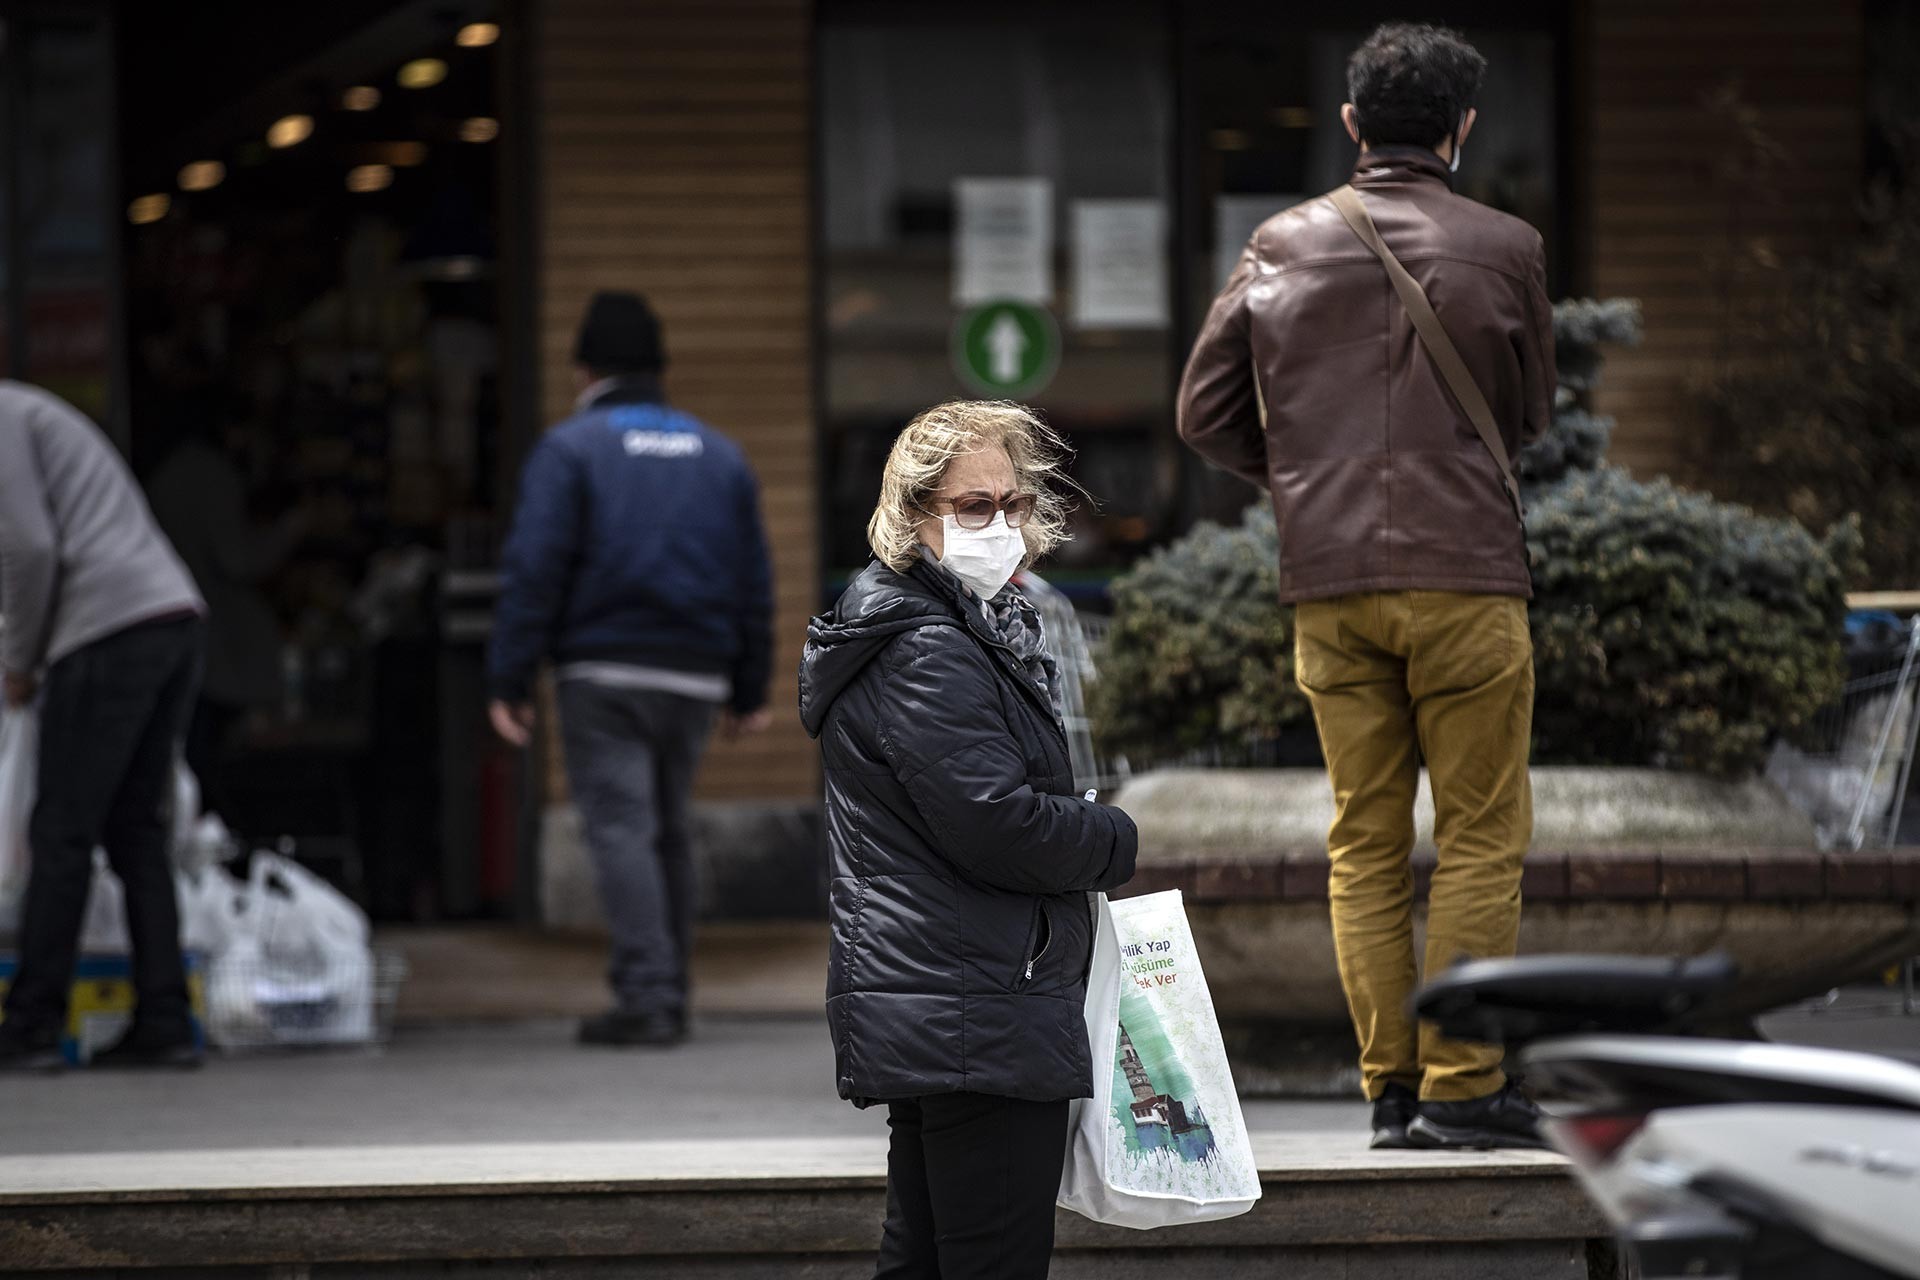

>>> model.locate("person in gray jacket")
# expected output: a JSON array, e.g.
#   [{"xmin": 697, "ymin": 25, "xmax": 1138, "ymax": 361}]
[{"xmin": 0, "ymin": 382, "xmax": 206, "ymax": 1071}]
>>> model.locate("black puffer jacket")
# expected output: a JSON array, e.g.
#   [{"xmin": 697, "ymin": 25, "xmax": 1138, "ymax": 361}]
[{"xmin": 799, "ymin": 559, "xmax": 1138, "ymax": 1105}]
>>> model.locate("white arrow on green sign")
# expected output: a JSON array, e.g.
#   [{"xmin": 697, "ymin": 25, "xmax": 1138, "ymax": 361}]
[{"xmin": 952, "ymin": 300, "xmax": 1060, "ymax": 398}]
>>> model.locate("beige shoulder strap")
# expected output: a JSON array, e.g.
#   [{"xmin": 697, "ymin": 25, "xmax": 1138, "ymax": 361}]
[{"xmin": 1327, "ymin": 184, "xmax": 1524, "ymax": 523}]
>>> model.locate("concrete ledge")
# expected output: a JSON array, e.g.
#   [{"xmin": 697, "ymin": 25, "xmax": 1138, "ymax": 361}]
[
  {"xmin": 1122, "ymin": 847, "xmax": 1920, "ymax": 904},
  {"xmin": 1116, "ymin": 767, "xmax": 1823, "ymax": 858},
  {"xmin": 1187, "ymin": 899, "xmax": 1920, "ymax": 1026},
  {"xmin": 0, "ymin": 1137, "xmax": 1602, "ymax": 1276},
  {"xmin": 1109, "ymin": 767, "xmax": 1920, "ymax": 1024}
]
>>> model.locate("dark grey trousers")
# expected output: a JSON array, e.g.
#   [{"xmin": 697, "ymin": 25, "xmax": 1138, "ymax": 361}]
[{"xmin": 556, "ymin": 681, "xmax": 715, "ymax": 1015}]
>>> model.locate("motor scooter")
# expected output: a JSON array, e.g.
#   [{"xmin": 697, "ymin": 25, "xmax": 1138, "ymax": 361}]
[{"xmin": 1416, "ymin": 954, "xmax": 1920, "ymax": 1280}]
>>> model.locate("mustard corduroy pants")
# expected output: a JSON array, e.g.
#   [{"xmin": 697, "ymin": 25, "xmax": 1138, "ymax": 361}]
[{"xmin": 1294, "ymin": 590, "xmax": 1534, "ymax": 1103}]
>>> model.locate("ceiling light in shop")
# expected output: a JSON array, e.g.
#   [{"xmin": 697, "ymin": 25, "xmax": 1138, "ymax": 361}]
[
  {"xmin": 127, "ymin": 194, "xmax": 171, "ymax": 225},
  {"xmin": 178, "ymin": 160, "xmax": 226, "ymax": 191},
  {"xmin": 397, "ymin": 58, "xmax": 447, "ymax": 90},
  {"xmin": 459, "ymin": 116, "xmax": 499, "ymax": 143},
  {"xmin": 456, "ymin": 22, "xmax": 500, "ymax": 48},
  {"xmin": 267, "ymin": 114, "xmax": 314, "ymax": 149},
  {"xmin": 342, "ymin": 85, "xmax": 381, "ymax": 111},
  {"xmin": 347, "ymin": 164, "xmax": 394, "ymax": 193},
  {"xmin": 1208, "ymin": 129, "xmax": 1252, "ymax": 152},
  {"xmin": 1270, "ymin": 106, "xmax": 1314, "ymax": 129}
]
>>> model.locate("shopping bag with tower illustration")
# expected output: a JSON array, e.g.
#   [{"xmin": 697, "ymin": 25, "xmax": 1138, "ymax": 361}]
[{"xmin": 1059, "ymin": 889, "xmax": 1262, "ymax": 1228}]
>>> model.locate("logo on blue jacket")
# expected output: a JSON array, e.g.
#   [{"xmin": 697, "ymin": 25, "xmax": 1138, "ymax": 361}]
[{"xmin": 607, "ymin": 404, "xmax": 705, "ymax": 459}]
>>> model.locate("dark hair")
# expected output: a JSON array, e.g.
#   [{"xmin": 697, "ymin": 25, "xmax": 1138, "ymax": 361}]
[{"xmin": 1346, "ymin": 22, "xmax": 1487, "ymax": 149}]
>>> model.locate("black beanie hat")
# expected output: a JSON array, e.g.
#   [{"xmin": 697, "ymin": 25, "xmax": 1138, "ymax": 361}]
[{"xmin": 574, "ymin": 290, "xmax": 666, "ymax": 374}]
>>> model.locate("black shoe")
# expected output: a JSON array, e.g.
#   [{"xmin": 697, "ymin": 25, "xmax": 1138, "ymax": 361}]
[
  {"xmin": 1369, "ymin": 1082, "xmax": 1419, "ymax": 1150},
  {"xmin": 578, "ymin": 1009, "xmax": 686, "ymax": 1048},
  {"xmin": 90, "ymin": 1025, "xmax": 204, "ymax": 1070},
  {"xmin": 1408, "ymin": 1081, "xmax": 1550, "ymax": 1151},
  {"xmin": 0, "ymin": 1023, "xmax": 66, "ymax": 1073}
]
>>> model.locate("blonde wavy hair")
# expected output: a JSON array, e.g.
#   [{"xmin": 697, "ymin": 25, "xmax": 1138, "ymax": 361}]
[{"xmin": 867, "ymin": 400, "xmax": 1075, "ymax": 573}]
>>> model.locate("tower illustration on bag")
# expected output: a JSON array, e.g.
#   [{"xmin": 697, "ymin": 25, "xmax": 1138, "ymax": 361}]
[{"xmin": 1117, "ymin": 1021, "xmax": 1218, "ymax": 1162}]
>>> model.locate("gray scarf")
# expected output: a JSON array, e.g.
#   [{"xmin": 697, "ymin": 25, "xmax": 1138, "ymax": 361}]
[{"xmin": 981, "ymin": 583, "xmax": 1061, "ymax": 716}]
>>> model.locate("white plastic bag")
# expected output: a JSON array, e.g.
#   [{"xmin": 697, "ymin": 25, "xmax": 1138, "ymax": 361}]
[
  {"xmin": 206, "ymin": 851, "xmax": 374, "ymax": 1047},
  {"xmin": 72, "ymin": 856, "xmax": 242, "ymax": 958},
  {"xmin": 176, "ymin": 862, "xmax": 247, "ymax": 956},
  {"xmin": 1058, "ymin": 890, "xmax": 1262, "ymax": 1229},
  {"xmin": 175, "ymin": 813, "xmax": 235, "ymax": 878},
  {"xmin": 78, "ymin": 851, "xmax": 128, "ymax": 954},
  {"xmin": 0, "ymin": 706, "xmax": 35, "ymax": 934},
  {"xmin": 168, "ymin": 762, "xmax": 201, "ymax": 870}
]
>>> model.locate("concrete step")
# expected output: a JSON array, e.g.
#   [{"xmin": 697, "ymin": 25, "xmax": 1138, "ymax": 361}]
[{"xmin": 0, "ymin": 1135, "xmax": 1610, "ymax": 1279}]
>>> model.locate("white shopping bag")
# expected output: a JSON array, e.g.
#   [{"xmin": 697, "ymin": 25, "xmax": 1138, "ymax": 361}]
[
  {"xmin": 176, "ymin": 861, "xmax": 247, "ymax": 957},
  {"xmin": 168, "ymin": 762, "xmax": 201, "ymax": 870},
  {"xmin": 73, "ymin": 856, "xmax": 244, "ymax": 958},
  {"xmin": 207, "ymin": 851, "xmax": 374, "ymax": 1047},
  {"xmin": 78, "ymin": 851, "xmax": 128, "ymax": 953},
  {"xmin": 1058, "ymin": 890, "xmax": 1262, "ymax": 1228},
  {"xmin": 0, "ymin": 706, "xmax": 35, "ymax": 933}
]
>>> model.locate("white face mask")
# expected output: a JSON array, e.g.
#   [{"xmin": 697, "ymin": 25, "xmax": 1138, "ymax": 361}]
[
  {"xmin": 937, "ymin": 513, "xmax": 1027, "ymax": 600},
  {"xmin": 1449, "ymin": 118, "xmax": 1466, "ymax": 174}
]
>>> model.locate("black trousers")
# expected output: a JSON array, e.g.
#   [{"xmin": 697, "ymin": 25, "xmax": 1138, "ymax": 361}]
[
  {"xmin": 183, "ymin": 696, "xmax": 241, "ymax": 827},
  {"xmin": 3, "ymin": 616, "xmax": 203, "ymax": 1040},
  {"xmin": 874, "ymin": 1093, "xmax": 1071, "ymax": 1280}
]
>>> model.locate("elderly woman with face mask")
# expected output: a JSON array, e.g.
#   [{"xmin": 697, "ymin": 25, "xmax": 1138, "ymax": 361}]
[{"xmin": 800, "ymin": 400, "xmax": 1138, "ymax": 1279}]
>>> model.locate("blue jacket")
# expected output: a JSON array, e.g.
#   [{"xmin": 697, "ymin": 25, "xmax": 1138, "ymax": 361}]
[{"xmin": 488, "ymin": 380, "xmax": 774, "ymax": 714}]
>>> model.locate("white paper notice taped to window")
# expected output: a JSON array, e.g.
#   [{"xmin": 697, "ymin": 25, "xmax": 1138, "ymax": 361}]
[
  {"xmin": 1214, "ymin": 194, "xmax": 1301, "ymax": 290},
  {"xmin": 954, "ymin": 177, "xmax": 1053, "ymax": 306},
  {"xmin": 1071, "ymin": 200, "xmax": 1167, "ymax": 329}
]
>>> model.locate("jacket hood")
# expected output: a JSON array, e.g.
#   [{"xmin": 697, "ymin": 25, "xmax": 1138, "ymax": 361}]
[{"xmin": 799, "ymin": 560, "xmax": 964, "ymax": 738}]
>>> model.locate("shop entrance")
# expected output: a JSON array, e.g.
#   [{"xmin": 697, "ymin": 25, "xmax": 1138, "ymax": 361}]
[{"xmin": 116, "ymin": 1, "xmax": 532, "ymax": 923}]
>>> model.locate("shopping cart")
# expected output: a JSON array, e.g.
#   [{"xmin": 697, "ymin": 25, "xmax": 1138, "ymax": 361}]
[
  {"xmin": 1768, "ymin": 612, "xmax": 1920, "ymax": 1016},
  {"xmin": 207, "ymin": 948, "xmax": 409, "ymax": 1052},
  {"xmin": 1766, "ymin": 616, "xmax": 1920, "ymax": 852}
]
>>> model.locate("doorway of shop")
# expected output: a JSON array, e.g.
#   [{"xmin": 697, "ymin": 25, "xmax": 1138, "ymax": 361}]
[{"xmin": 116, "ymin": 0, "xmax": 534, "ymax": 924}]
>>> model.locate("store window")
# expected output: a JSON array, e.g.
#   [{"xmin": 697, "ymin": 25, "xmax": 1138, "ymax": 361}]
[
  {"xmin": 819, "ymin": 2, "xmax": 1566, "ymax": 599},
  {"xmin": 0, "ymin": 2, "xmax": 118, "ymax": 428},
  {"xmin": 820, "ymin": 1, "xmax": 1176, "ymax": 601}
]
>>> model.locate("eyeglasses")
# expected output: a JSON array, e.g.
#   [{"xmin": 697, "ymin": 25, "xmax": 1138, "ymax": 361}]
[{"xmin": 923, "ymin": 493, "xmax": 1039, "ymax": 530}]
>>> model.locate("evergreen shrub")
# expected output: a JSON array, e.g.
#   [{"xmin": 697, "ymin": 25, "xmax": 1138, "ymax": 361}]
[{"xmin": 1090, "ymin": 504, "xmax": 1304, "ymax": 765}]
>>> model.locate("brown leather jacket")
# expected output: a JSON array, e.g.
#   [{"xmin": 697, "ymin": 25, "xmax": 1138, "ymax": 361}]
[{"xmin": 1177, "ymin": 146, "xmax": 1555, "ymax": 603}]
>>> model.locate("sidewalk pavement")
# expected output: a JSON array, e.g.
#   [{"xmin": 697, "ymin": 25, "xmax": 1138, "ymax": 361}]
[
  {"xmin": 12, "ymin": 920, "xmax": 1906, "ymax": 1160},
  {"xmin": 0, "ymin": 1016, "xmax": 1368, "ymax": 1157},
  {"xmin": 386, "ymin": 921, "xmax": 831, "ymax": 1023}
]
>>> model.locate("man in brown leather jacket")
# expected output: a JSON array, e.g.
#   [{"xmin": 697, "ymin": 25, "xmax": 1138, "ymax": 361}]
[{"xmin": 1177, "ymin": 23, "xmax": 1555, "ymax": 1152}]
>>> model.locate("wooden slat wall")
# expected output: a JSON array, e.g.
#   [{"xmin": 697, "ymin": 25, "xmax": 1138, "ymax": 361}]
[
  {"xmin": 534, "ymin": 0, "xmax": 817, "ymax": 801},
  {"xmin": 1585, "ymin": 0, "xmax": 1864, "ymax": 479}
]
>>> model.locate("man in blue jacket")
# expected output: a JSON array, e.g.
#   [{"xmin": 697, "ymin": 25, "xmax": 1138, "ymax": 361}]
[{"xmin": 489, "ymin": 292, "xmax": 774, "ymax": 1048}]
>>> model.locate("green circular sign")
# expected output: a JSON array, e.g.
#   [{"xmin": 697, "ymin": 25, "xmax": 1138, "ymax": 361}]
[{"xmin": 952, "ymin": 300, "xmax": 1060, "ymax": 398}]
